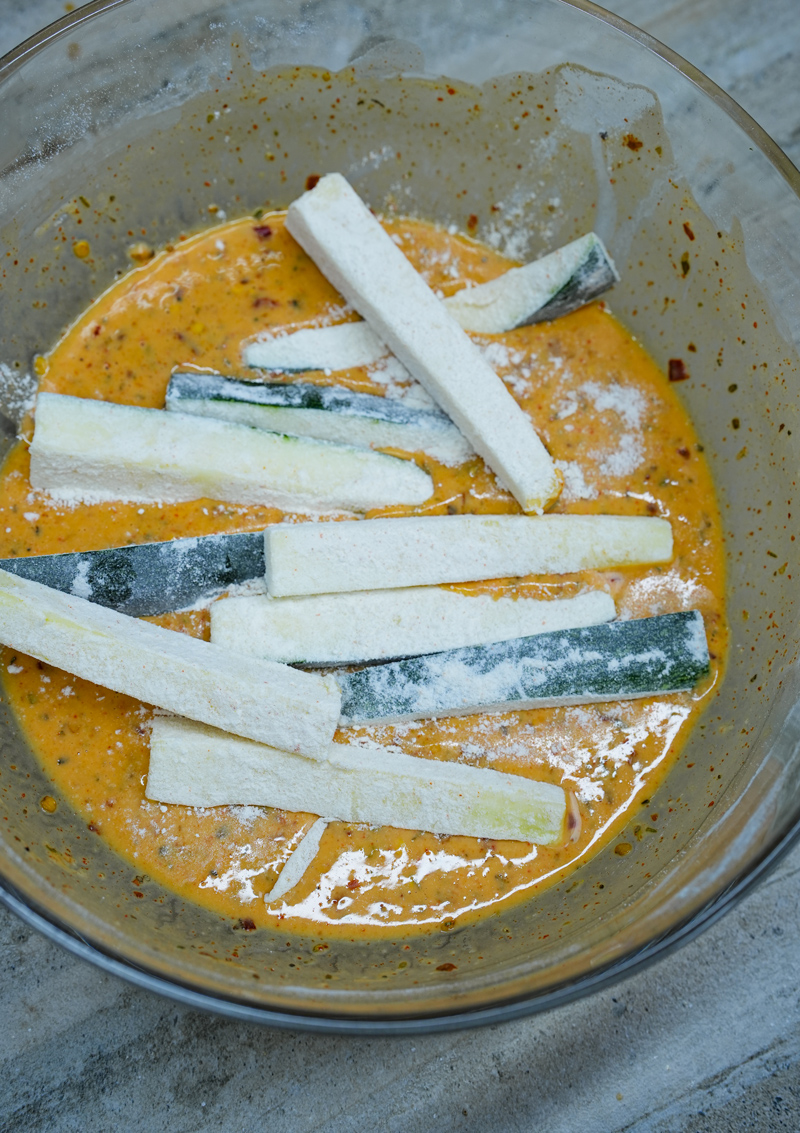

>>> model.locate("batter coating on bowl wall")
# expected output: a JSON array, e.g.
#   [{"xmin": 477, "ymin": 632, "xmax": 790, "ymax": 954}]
[{"xmin": 0, "ymin": 208, "xmax": 727, "ymax": 937}]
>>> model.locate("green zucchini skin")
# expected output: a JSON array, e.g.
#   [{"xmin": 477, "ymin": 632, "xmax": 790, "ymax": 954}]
[
  {"xmin": 525, "ymin": 238, "xmax": 619, "ymax": 325},
  {"xmin": 166, "ymin": 372, "xmax": 473, "ymax": 464},
  {"xmin": 0, "ymin": 531, "xmax": 265, "ymax": 617},
  {"xmin": 167, "ymin": 372, "xmax": 454, "ymax": 428},
  {"xmin": 337, "ymin": 610, "xmax": 709, "ymax": 725}
]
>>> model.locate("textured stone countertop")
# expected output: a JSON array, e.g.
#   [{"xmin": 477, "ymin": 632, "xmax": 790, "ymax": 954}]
[{"xmin": 1, "ymin": 2, "xmax": 800, "ymax": 1130}]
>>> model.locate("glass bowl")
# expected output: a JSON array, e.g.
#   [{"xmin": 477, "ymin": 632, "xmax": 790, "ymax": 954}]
[{"xmin": 0, "ymin": 0, "xmax": 798, "ymax": 1034}]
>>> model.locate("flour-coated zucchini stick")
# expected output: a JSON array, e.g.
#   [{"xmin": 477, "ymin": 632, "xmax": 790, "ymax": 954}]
[
  {"xmin": 336, "ymin": 610, "xmax": 710, "ymax": 725},
  {"xmin": 285, "ymin": 173, "xmax": 560, "ymax": 513},
  {"xmin": 146, "ymin": 716, "xmax": 568, "ymax": 845},
  {"xmin": 0, "ymin": 568, "xmax": 340, "ymax": 757},
  {"xmin": 210, "ymin": 587, "xmax": 615, "ymax": 665},
  {"xmin": 242, "ymin": 232, "xmax": 618, "ymax": 369},
  {"xmin": 264, "ymin": 514, "xmax": 673, "ymax": 598},
  {"xmin": 445, "ymin": 232, "xmax": 619, "ymax": 333},
  {"xmin": 245, "ymin": 322, "xmax": 387, "ymax": 371},
  {"xmin": 265, "ymin": 819, "xmax": 329, "ymax": 902},
  {"xmin": 165, "ymin": 372, "xmax": 473, "ymax": 466},
  {"xmin": 0, "ymin": 531, "xmax": 265, "ymax": 618},
  {"xmin": 29, "ymin": 393, "xmax": 433, "ymax": 514}
]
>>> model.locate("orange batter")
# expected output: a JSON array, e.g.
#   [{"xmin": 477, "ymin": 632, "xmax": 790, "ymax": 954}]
[{"xmin": 0, "ymin": 214, "xmax": 727, "ymax": 938}]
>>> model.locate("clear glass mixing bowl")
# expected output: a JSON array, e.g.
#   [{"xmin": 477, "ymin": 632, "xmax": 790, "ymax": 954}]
[{"xmin": 0, "ymin": 0, "xmax": 798, "ymax": 1034}]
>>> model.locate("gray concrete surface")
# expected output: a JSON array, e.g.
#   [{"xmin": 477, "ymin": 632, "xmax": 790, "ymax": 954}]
[{"xmin": 2, "ymin": 1, "xmax": 800, "ymax": 1130}]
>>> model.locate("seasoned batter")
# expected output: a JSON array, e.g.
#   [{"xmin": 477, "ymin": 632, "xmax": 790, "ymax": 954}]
[{"xmin": 0, "ymin": 213, "xmax": 726, "ymax": 937}]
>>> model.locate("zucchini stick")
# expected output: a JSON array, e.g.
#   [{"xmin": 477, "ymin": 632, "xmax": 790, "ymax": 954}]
[
  {"xmin": 210, "ymin": 587, "xmax": 616, "ymax": 665},
  {"xmin": 337, "ymin": 610, "xmax": 710, "ymax": 725},
  {"xmin": 266, "ymin": 819, "xmax": 329, "ymax": 901},
  {"xmin": 29, "ymin": 393, "xmax": 433, "ymax": 514},
  {"xmin": 264, "ymin": 514, "xmax": 673, "ymax": 597},
  {"xmin": 242, "ymin": 232, "xmax": 618, "ymax": 368},
  {"xmin": 165, "ymin": 372, "xmax": 473, "ymax": 466},
  {"xmin": 146, "ymin": 716, "xmax": 568, "ymax": 845},
  {"xmin": 0, "ymin": 531, "xmax": 265, "ymax": 617},
  {"xmin": 0, "ymin": 568, "xmax": 340, "ymax": 757},
  {"xmin": 286, "ymin": 173, "xmax": 560, "ymax": 513}
]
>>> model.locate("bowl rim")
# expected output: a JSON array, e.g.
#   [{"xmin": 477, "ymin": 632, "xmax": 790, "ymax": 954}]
[{"xmin": 1, "ymin": 0, "xmax": 800, "ymax": 1034}]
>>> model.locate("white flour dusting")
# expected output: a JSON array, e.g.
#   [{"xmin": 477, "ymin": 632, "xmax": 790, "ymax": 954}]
[
  {"xmin": 598, "ymin": 433, "xmax": 644, "ymax": 478},
  {"xmin": 583, "ymin": 380, "xmax": 645, "ymax": 429},
  {"xmin": 556, "ymin": 379, "xmax": 645, "ymax": 429},
  {"xmin": 70, "ymin": 559, "xmax": 93, "ymax": 599},
  {"xmin": 555, "ymin": 459, "xmax": 598, "ymax": 502},
  {"xmin": 477, "ymin": 340, "xmax": 533, "ymax": 397},
  {"xmin": 555, "ymin": 379, "xmax": 647, "ymax": 479}
]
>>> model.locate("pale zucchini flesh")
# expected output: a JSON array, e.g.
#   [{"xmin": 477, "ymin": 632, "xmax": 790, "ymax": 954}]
[
  {"xmin": 244, "ymin": 321, "xmax": 387, "ymax": 371},
  {"xmin": 29, "ymin": 393, "xmax": 433, "ymax": 514},
  {"xmin": 146, "ymin": 716, "xmax": 568, "ymax": 845},
  {"xmin": 337, "ymin": 610, "xmax": 710, "ymax": 725},
  {"xmin": 0, "ymin": 568, "xmax": 340, "ymax": 757},
  {"xmin": 285, "ymin": 173, "xmax": 560, "ymax": 514},
  {"xmin": 165, "ymin": 372, "xmax": 473, "ymax": 466},
  {"xmin": 264, "ymin": 514, "xmax": 673, "ymax": 598},
  {"xmin": 210, "ymin": 587, "xmax": 616, "ymax": 665},
  {"xmin": 0, "ymin": 531, "xmax": 265, "ymax": 617}
]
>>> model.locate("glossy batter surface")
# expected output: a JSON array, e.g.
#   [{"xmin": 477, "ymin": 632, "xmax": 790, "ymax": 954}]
[{"xmin": 0, "ymin": 214, "xmax": 727, "ymax": 937}]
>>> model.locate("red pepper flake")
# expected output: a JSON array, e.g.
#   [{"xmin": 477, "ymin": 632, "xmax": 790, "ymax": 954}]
[
  {"xmin": 467, "ymin": 214, "xmax": 478, "ymax": 232},
  {"xmin": 235, "ymin": 917, "xmax": 257, "ymax": 931},
  {"xmin": 668, "ymin": 358, "xmax": 690, "ymax": 382},
  {"xmin": 436, "ymin": 962, "xmax": 457, "ymax": 971},
  {"xmin": 253, "ymin": 296, "xmax": 279, "ymax": 308},
  {"xmin": 677, "ymin": 446, "xmax": 691, "ymax": 459},
  {"xmin": 683, "ymin": 222, "xmax": 695, "ymax": 241},
  {"xmin": 346, "ymin": 878, "xmax": 361, "ymax": 890},
  {"xmin": 305, "ymin": 174, "xmax": 321, "ymax": 191},
  {"xmin": 88, "ymin": 821, "xmax": 102, "ymax": 834},
  {"xmin": 623, "ymin": 134, "xmax": 643, "ymax": 151},
  {"xmin": 447, "ymin": 87, "xmax": 456, "ymax": 95},
  {"xmin": 252, "ymin": 224, "xmax": 273, "ymax": 239}
]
